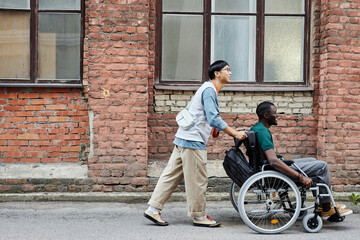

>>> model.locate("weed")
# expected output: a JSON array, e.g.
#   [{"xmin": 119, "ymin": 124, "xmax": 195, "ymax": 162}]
[{"xmin": 352, "ymin": 193, "xmax": 360, "ymax": 205}]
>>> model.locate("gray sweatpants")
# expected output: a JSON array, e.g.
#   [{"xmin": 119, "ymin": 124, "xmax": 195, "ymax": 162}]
[{"xmin": 290, "ymin": 157, "xmax": 331, "ymax": 203}]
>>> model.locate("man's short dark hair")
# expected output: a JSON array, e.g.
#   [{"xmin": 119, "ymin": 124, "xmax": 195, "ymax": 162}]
[
  {"xmin": 208, "ymin": 60, "xmax": 229, "ymax": 80},
  {"xmin": 256, "ymin": 101, "xmax": 275, "ymax": 119}
]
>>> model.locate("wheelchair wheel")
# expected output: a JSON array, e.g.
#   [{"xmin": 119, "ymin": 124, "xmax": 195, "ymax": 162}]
[
  {"xmin": 229, "ymin": 181, "xmax": 240, "ymax": 212},
  {"xmin": 302, "ymin": 214, "xmax": 322, "ymax": 233},
  {"xmin": 238, "ymin": 171, "xmax": 301, "ymax": 234}
]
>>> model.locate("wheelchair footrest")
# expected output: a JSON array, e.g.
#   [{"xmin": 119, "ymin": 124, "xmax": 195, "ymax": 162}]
[{"xmin": 327, "ymin": 212, "xmax": 345, "ymax": 222}]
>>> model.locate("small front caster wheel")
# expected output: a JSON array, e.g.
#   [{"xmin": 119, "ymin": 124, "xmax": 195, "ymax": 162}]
[{"xmin": 303, "ymin": 214, "xmax": 323, "ymax": 233}]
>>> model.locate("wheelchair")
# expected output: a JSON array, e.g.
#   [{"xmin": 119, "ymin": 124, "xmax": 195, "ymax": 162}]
[{"xmin": 228, "ymin": 133, "xmax": 344, "ymax": 234}]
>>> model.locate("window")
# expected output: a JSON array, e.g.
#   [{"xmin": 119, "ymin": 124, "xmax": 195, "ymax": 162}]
[
  {"xmin": 0, "ymin": 0, "xmax": 84, "ymax": 87},
  {"xmin": 156, "ymin": 0, "xmax": 312, "ymax": 89}
]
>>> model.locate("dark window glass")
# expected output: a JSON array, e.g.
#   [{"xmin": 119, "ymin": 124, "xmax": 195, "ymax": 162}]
[{"xmin": 0, "ymin": 0, "xmax": 83, "ymax": 86}]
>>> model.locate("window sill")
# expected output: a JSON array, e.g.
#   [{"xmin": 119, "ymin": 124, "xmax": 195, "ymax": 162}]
[
  {"xmin": 0, "ymin": 83, "xmax": 84, "ymax": 88},
  {"xmin": 154, "ymin": 84, "xmax": 314, "ymax": 92}
]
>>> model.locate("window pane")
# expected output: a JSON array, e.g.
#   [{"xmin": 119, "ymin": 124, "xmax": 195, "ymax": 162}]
[
  {"xmin": 265, "ymin": 0, "xmax": 304, "ymax": 14},
  {"xmin": 212, "ymin": 0, "xmax": 256, "ymax": 13},
  {"xmin": 162, "ymin": 15, "xmax": 203, "ymax": 82},
  {"xmin": 211, "ymin": 16, "xmax": 256, "ymax": 82},
  {"xmin": 0, "ymin": 0, "xmax": 29, "ymax": 9},
  {"xmin": 264, "ymin": 17, "xmax": 304, "ymax": 82},
  {"xmin": 0, "ymin": 11, "xmax": 30, "ymax": 79},
  {"xmin": 39, "ymin": 0, "xmax": 80, "ymax": 10},
  {"xmin": 38, "ymin": 13, "xmax": 81, "ymax": 80},
  {"xmin": 163, "ymin": 0, "xmax": 203, "ymax": 12}
]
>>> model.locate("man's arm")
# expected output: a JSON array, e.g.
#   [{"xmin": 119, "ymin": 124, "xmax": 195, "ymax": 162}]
[
  {"xmin": 264, "ymin": 149, "xmax": 313, "ymax": 187},
  {"xmin": 202, "ymin": 88, "xmax": 247, "ymax": 141}
]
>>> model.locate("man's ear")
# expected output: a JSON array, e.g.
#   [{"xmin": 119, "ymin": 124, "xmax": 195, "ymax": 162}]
[{"xmin": 263, "ymin": 111, "xmax": 269, "ymax": 119}]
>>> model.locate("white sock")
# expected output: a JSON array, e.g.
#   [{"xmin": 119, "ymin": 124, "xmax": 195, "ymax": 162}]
[
  {"xmin": 148, "ymin": 205, "xmax": 160, "ymax": 214},
  {"xmin": 194, "ymin": 215, "xmax": 205, "ymax": 220}
]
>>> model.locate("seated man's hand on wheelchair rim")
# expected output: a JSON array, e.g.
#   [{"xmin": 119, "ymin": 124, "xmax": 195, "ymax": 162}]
[{"xmin": 300, "ymin": 174, "xmax": 313, "ymax": 188}]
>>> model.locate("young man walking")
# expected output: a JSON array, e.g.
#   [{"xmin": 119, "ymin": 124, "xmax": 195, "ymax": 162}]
[{"xmin": 144, "ymin": 60, "xmax": 247, "ymax": 227}]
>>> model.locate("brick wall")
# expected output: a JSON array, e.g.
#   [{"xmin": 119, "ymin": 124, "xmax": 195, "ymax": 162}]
[
  {"xmin": 0, "ymin": 0, "xmax": 152, "ymax": 193},
  {"xmin": 0, "ymin": 0, "xmax": 358, "ymax": 194},
  {"xmin": 0, "ymin": 88, "xmax": 89, "ymax": 164},
  {"xmin": 0, "ymin": 88, "xmax": 90, "ymax": 192},
  {"xmin": 154, "ymin": 90, "xmax": 314, "ymax": 115},
  {"xmin": 85, "ymin": 0, "xmax": 150, "ymax": 192},
  {"xmin": 314, "ymin": 0, "xmax": 360, "ymax": 192}
]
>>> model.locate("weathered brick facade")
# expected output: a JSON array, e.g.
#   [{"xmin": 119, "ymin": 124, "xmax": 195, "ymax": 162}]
[
  {"xmin": 85, "ymin": 0, "xmax": 150, "ymax": 192},
  {"xmin": 0, "ymin": 88, "xmax": 89, "ymax": 163},
  {"xmin": 0, "ymin": 88, "xmax": 90, "ymax": 192},
  {"xmin": 0, "ymin": 0, "xmax": 359, "ymax": 193},
  {"xmin": 312, "ymin": 0, "xmax": 360, "ymax": 191}
]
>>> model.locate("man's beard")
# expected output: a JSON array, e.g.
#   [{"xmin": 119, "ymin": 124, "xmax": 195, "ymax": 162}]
[{"xmin": 271, "ymin": 120, "xmax": 278, "ymax": 126}]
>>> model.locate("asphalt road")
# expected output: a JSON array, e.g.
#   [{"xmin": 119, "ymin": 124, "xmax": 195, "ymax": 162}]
[{"xmin": 0, "ymin": 201, "xmax": 358, "ymax": 240}]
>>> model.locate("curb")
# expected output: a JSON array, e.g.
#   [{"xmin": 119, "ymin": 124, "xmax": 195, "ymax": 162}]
[
  {"xmin": 0, "ymin": 192, "xmax": 229, "ymax": 203},
  {"xmin": 0, "ymin": 192, "xmax": 357, "ymax": 203}
]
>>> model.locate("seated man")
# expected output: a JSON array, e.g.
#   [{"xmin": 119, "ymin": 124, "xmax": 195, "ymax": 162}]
[{"xmin": 251, "ymin": 101, "xmax": 352, "ymax": 220}]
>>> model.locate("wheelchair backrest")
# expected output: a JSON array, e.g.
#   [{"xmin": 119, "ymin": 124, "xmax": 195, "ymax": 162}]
[{"xmin": 234, "ymin": 131, "xmax": 268, "ymax": 172}]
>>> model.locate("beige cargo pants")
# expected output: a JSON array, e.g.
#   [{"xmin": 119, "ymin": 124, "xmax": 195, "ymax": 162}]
[{"xmin": 148, "ymin": 145, "xmax": 208, "ymax": 217}]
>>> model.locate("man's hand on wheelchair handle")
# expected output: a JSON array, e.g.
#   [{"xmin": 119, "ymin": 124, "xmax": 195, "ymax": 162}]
[
  {"xmin": 223, "ymin": 126, "xmax": 247, "ymax": 140},
  {"xmin": 234, "ymin": 130, "xmax": 247, "ymax": 141}
]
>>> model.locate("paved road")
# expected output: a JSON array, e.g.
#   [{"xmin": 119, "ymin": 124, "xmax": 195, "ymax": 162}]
[{"xmin": 0, "ymin": 201, "xmax": 358, "ymax": 240}]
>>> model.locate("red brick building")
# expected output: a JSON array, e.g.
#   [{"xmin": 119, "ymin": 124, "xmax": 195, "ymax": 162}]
[{"xmin": 0, "ymin": 0, "xmax": 359, "ymax": 193}]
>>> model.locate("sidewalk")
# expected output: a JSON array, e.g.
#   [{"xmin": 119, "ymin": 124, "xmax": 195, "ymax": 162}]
[
  {"xmin": 0, "ymin": 191, "xmax": 359, "ymax": 213},
  {"xmin": 0, "ymin": 200, "xmax": 359, "ymax": 240}
]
